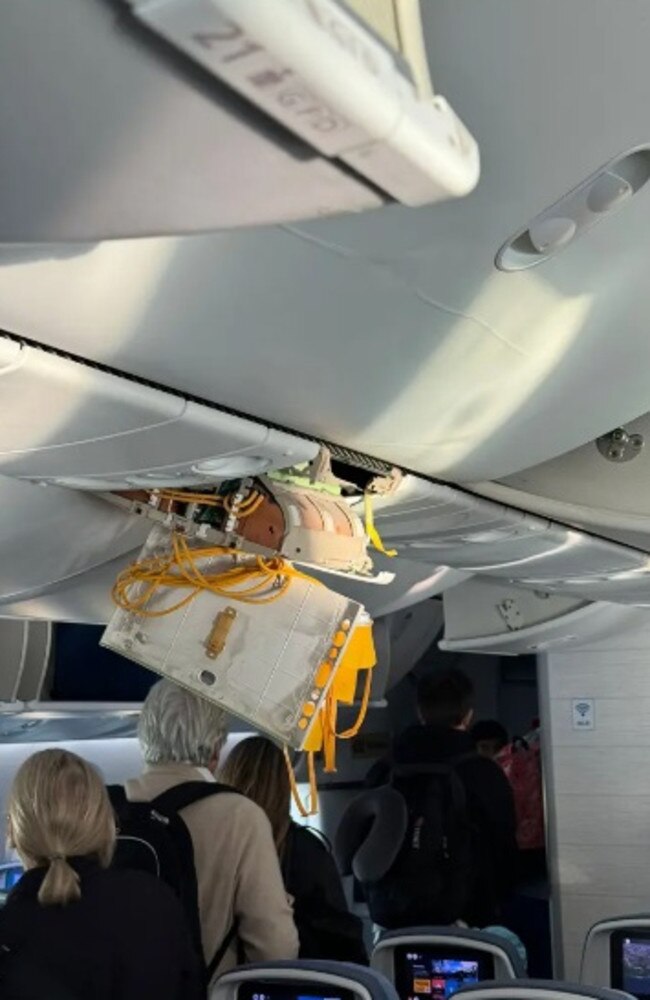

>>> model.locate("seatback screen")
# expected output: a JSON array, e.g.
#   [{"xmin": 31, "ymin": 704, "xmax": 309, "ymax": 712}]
[
  {"xmin": 0, "ymin": 864, "xmax": 23, "ymax": 908},
  {"xmin": 238, "ymin": 983, "xmax": 355, "ymax": 1000},
  {"xmin": 612, "ymin": 934, "xmax": 650, "ymax": 999},
  {"xmin": 394, "ymin": 946, "xmax": 492, "ymax": 1000}
]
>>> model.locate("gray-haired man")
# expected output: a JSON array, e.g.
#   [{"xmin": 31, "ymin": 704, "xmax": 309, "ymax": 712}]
[{"xmin": 126, "ymin": 679, "xmax": 299, "ymax": 982}]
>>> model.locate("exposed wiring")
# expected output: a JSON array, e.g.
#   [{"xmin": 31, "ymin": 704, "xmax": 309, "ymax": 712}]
[
  {"xmin": 153, "ymin": 488, "xmax": 265, "ymax": 517},
  {"xmin": 112, "ymin": 531, "xmax": 319, "ymax": 617}
]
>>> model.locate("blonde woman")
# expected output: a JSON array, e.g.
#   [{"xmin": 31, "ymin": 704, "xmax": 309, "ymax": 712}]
[
  {"xmin": 0, "ymin": 748, "xmax": 204, "ymax": 1000},
  {"xmin": 219, "ymin": 736, "xmax": 367, "ymax": 965}
]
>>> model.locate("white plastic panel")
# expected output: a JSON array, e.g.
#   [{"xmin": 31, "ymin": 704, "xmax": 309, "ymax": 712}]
[
  {"xmin": 0, "ymin": 0, "xmax": 383, "ymax": 241},
  {"xmin": 0, "ymin": 338, "xmax": 317, "ymax": 486},
  {"xmin": 441, "ymin": 577, "xmax": 587, "ymax": 648},
  {"xmin": 129, "ymin": 0, "xmax": 479, "ymax": 206},
  {"xmin": 0, "ymin": 553, "xmax": 137, "ymax": 624},
  {"xmin": 0, "ymin": 475, "xmax": 148, "ymax": 604},
  {"xmin": 370, "ymin": 477, "xmax": 650, "ymax": 604},
  {"xmin": 7, "ymin": 2, "xmax": 650, "ymax": 487},
  {"xmin": 306, "ymin": 552, "xmax": 467, "ymax": 618},
  {"xmin": 102, "ymin": 525, "xmax": 364, "ymax": 748},
  {"xmin": 438, "ymin": 577, "xmax": 650, "ymax": 655}
]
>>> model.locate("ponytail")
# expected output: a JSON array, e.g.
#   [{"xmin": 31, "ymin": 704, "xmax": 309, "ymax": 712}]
[
  {"xmin": 8, "ymin": 749, "xmax": 116, "ymax": 908},
  {"xmin": 38, "ymin": 856, "xmax": 81, "ymax": 906}
]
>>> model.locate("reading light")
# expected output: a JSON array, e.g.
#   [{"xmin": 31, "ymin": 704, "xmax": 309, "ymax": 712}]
[
  {"xmin": 528, "ymin": 217, "xmax": 577, "ymax": 254},
  {"xmin": 497, "ymin": 146, "xmax": 650, "ymax": 271}
]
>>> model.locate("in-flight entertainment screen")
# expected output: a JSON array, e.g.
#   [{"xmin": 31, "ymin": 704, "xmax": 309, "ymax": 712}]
[
  {"xmin": 238, "ymin": 983, "xmax": 355, "ymax": 1000},
  {"xmin": 394, "ymin": 947, "xmax": 490, "ymax": 1000},
  {"xmin": 0, "ymin": 863, "xmax": 23, "ymax": 907},
  {"xmin": 615, "ymin": 935, "xmax": 650, "ymax": 1000}
]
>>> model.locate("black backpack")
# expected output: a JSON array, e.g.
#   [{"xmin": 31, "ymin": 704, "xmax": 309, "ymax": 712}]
[
  {"xmin": 281, "ymin": 825, "xmax": 368, "ymax": 965},
  {"xmin": 335, "ymin": 759, "xmax": 474, "ymax": 929},
  {"xmin": 108, "ymin": 782, "xmax": 240, "ymax": 981}
]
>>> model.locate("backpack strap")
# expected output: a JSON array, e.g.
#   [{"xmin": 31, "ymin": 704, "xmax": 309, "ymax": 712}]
[
  {"xmin": 206, "ymin": 924, "xmax": 238, "ymax": 982},
  {"xmin": 150, "ymin": 781, "xmax": 241, "ymax": 816},
  {"xmin": 149, "ymin": 781, "xmax": 244, "ymax": 981}
]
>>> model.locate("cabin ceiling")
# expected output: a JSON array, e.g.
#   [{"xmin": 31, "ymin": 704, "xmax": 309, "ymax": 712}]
[{"xmin": 0, "ymin": 1, "xmax": 648, "ymax": 492}]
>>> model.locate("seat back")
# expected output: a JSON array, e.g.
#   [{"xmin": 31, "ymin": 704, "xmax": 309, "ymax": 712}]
[
  {"xmin": 456, "ymin": 981, "xmax": 635, "ymax": 1000},
  {"xmin": 372, "ymin": 927, "xmax": 525, "ymax": 1000},
  {"xmin": 581, "ymin": 914, "xmax": 650, "ymax": 994},
  {"xmin": 211, "ymin": 961, "xmax": 399, "ymax": 1000}
]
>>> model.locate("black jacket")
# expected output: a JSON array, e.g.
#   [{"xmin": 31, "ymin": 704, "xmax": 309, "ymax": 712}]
[
  {"xmin": 366, "ymin": 725, "xmax": 518, "ymax": 927},
  {"xmin": 0, "ymin": 859, "xmax": 205, "ymax": 1000},
  {"xmin": 282, "ymin": 823, "xmax": 367, "ymax": 965}
]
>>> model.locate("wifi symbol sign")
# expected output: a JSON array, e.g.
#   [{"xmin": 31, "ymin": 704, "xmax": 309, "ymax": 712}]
[{"xmin": 572, "ymin": 699, "xmax": 595, "ymax": 730}]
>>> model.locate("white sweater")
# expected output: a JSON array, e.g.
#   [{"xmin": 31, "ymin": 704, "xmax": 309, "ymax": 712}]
[{"xmin": 125, "ymin": 763, "xmax": 299, "ymax": 980}]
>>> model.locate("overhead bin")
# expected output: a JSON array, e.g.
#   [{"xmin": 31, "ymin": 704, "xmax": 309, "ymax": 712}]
[
  {"xmin": 0, "ymin": 475, "xmax": 147, "ymax": 604},
  {"xmin": 0, "ymin": 337, "xmax": 318, "ymax": 487},
  {"xmin": 369, "ymin": 476, "xmax": 650, "ymax": 605},
  {"xmin": 0, "ymin": 0, "xmax": 478, "ymax": 241},
  {"xmin": 439, "ymin": 577, "xmax": 650, "ymax": 655}
]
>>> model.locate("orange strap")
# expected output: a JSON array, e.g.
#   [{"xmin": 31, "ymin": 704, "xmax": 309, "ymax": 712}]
[
  {"xmin": 284, "ymin": 746, "xmax": 318, "ymax": 817},
  {"xmin": 337, "ymin": 667, "xmax": 373, "ymax": 739}
]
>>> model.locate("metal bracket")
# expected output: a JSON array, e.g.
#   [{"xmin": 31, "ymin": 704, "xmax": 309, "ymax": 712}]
[
  {"xmin": 205, "ymin": 606, "xmax": 237, "ymax": 660},
  {"xmin": 497, "ymin": 598, "xmax": 524, "ymax": 632},
  {"xmin": 596, "ymin": 427, "xmax": 644, "ymax": 463}
]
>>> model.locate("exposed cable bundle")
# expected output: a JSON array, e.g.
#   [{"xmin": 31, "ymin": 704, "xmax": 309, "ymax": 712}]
[{"xmin": 112, "ymin": 530, "xmax": 317, "ymax": 618}]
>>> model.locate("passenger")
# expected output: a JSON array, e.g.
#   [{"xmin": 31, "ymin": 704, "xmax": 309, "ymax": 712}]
[
  {"xmin": 219, "ymin": 736, "xmax": 368, "ymax": 965},
  {"xmin": 471, "ymin": 719, "xmax": 509, "ymax": 759},
  {"xmin": 366, "ymin": 668, "xmax": 518, "ymax": 927},
  {"xmin": 125, "ymin": 680, "xmax": 299, "ymax": 981},
  {"xmin": 0, "ymin": 748, "xmax": 203, "ymax": 1000}
]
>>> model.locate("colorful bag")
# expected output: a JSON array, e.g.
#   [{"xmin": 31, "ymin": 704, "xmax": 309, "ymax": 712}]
[{"xmin": 496, "ymin": 728, "xmax": 545, "ymax": 851}]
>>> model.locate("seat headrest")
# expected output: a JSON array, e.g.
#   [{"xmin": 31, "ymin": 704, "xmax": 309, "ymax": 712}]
[
  {"xmin": 373, "ymin": 926, "xmax": 527, "ymax": 979},
  {"xmin": 456, "ymin": 979, "xmax": 634, "ymax": 1000},
  {"xmin": 212, "ymin": 960, "xmax": 400, "ymax": 1000},
  {"xmin": 334, "ymin": 787, "xmax": 407, "ymax": 883}
]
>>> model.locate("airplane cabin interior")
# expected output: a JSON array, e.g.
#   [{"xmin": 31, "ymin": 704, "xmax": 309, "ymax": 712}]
[{"xmin": 2, "ymin": 1, "xmax": 650, "ymax": 996}]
